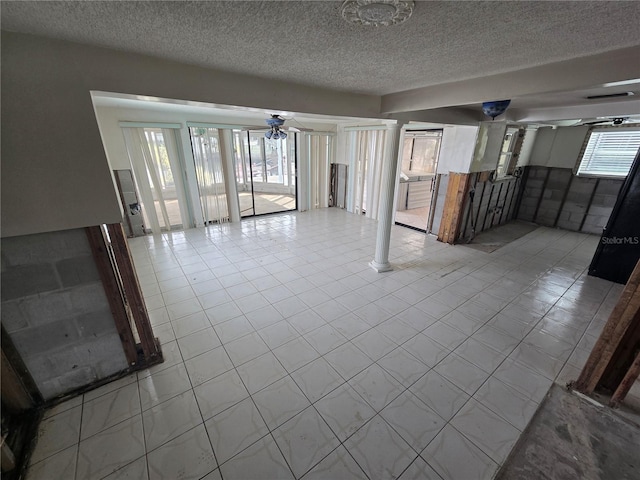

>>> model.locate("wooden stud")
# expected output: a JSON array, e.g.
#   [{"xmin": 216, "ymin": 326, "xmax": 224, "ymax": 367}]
[
  {"xmin": 437, "ymin": 172, "xmax": 470, "ymax": 244},
  {"xmin": 0, "ymin": 325, "xmax": 41, "ymax": 409},
  {"xmin": 106, "ymin": 223, "xmax": 160, "ymax": 361},
  {"xmin": 86, "ymin": 226, "xmax": 138, "ymax": 366},
  {"xmin": 575, "ymin": 259, "xmax": 640, "ymax": 394},
  {"xmin": 610, "ymin": 349, "xmax": 640, "ymax": 407}
]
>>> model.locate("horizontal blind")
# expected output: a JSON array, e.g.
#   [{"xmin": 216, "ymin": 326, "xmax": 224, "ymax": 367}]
[{"xmin": 578, "ymin": 129, "xmax": 640, "ymax": 177}]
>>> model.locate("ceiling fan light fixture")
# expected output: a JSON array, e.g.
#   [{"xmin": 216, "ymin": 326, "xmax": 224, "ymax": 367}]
[
  {"xmin": 482, "ymin": 100, "xmax": 511, "ymax": 120},
  {"xmin": 265, "ymin": 114, "xmax": 286, "ymax": 140},
  {"xmin": 341, "ymin": 0, "xmax": 415, "ymax": 27}
]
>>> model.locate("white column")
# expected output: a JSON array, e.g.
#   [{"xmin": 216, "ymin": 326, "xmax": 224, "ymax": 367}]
[{"xmin": 370, "ymin": 124, "xmax": 403, "ymax": 273}]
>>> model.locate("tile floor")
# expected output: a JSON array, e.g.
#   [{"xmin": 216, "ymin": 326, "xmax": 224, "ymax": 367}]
[{"xmin": 27, "ymin": 208, "xmax": 622, "ymax": 480}]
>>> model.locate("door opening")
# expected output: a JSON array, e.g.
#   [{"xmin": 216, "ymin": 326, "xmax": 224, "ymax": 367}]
[{"xmin": 395, "ymin": 130, "xmax": 443, "ymax": 232}]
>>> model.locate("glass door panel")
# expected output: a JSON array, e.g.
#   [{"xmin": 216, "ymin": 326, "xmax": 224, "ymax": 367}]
[{"xmin": 234, "ymin": 130, "xmax": 297, "ymax": 217}]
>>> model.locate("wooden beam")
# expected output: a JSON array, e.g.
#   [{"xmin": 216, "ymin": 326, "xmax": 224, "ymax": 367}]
[
  {"xmin": 610, "ymin": 350, "xmax": 640, "ymax": 407},
  {"xmin": 575, "ymin": 259, "xmax": 640, "ymax": 394},
  {"xmin": 86, "ymin": 226, "xmax": 138, "ymax": 366},
  {"xmin": 437, "ymin": 172, "xmax": 470, "ymax": 244},
  {"xmin": 106, "ymin": 223, "xmax": 161, "ymax": 361}
]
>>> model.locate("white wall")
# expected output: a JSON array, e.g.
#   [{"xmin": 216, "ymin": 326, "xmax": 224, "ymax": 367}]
[
  {"xmin": 528, "ymin": 126, "xmax": 589, "ymax": 168},
  {"xmin": 469, "ymin": 122, "xmax": 508, "ymax": 173},
  {"xmin": 437, "ymin": 125, "xmax": 480, "ymax": 174},
  {"xmin": 1, "ymin": 31, "xmax": 380, "ymax": 238}
]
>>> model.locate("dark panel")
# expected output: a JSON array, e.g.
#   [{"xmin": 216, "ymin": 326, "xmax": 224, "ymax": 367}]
[{"xmin": 589, "ymin": 151, "xmax": 640, "ymax": 284}]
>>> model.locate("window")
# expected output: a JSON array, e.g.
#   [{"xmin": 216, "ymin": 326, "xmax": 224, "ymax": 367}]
[{"xmin": 577, "ymin": 129, "xmax": 640, "ymax": 177}]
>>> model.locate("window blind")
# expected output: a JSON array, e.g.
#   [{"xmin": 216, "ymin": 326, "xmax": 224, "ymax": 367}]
[{"xmin": 577, "ymin": 129, "xmax": 640, "ymax": 177}]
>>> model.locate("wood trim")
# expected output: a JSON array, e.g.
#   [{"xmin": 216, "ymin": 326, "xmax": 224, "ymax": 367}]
[
  {"xmin": 106, "ymin": 223, "xmax": 160, "ymax": 361},
  {"xmin": 86, "ymin": 226, "xmax": 138, "ymax": 365},
  {"xmin": 575, "ymin": 259, "xmax": 640, "ymax": 394},
  {"xmin": 437, "ymin": 172, "xmax": 470, "ymax": 244}
]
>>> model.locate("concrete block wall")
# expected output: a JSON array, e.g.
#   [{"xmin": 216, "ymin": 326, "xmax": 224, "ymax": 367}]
[
  {"xmin": 1, "ymin": 228, "xmax": 128, "ymax": 400},
  {"xmin": 516, "ymin": 166, "xmax": 624, "ymax": 234}
]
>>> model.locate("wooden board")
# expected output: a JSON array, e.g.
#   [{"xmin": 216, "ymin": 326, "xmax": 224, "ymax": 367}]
[
  {"xmin": 437, "ymin": 172, "xmax": 470, "ymax": 244},
  {"xmin": 575, "ymin": 259, "xmax": 640, "ymax": 396}
]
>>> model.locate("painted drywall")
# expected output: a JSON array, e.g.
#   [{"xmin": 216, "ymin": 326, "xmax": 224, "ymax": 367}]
[
  {"xmin": 1, "ymin": 31, "xmax": 380, "ymax": 238},
  {"xmin": 469, "ymin": 122, "xmax": 508, "ymax": 173},
  {"xmin": 528, "ymin": 126, "xmax": 589, "ymax": 169},
  {"xmin": 437, "ymin": 125, "xmax": 479, "ymax": 174},
  {"xmin": 516, "ymin": 127, "xmax": 539, "ymax": 167}
]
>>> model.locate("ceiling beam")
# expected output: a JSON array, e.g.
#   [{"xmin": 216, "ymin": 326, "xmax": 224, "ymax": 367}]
[{"xmin": 381, "ymin": 46, "xmax": 640, "ymax": 114}]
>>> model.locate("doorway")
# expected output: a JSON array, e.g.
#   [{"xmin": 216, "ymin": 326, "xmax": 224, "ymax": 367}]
[
  {"xmin": 233, "ymin": 130, "xmax": 297, "ymax": 217},
  {"xmin": 395, "ymin": 130, "xmax": 442, "ymax": 231}
]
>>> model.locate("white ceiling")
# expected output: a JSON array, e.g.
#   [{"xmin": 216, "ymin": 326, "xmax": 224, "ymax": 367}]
[{"xmin": 3, "ymin": 1, "xmax": 640, "ymax": 122}]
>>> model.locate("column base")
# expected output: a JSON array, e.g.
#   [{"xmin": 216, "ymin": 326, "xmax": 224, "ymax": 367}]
[{"xmin": 369, "ymin": 260, "xmax": 393, "ymax": 273}]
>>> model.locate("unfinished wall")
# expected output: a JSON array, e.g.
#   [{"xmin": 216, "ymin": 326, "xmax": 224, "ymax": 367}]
[
  {"xmin": 1, "ymin": 229, "xmax": 128, "ymax": 400},
  {"xmin": 517, "ymin": 166, "xmax": 624, "ymax": 234},
  {"xmin": 460, "ymin": 174, "xmax": 522, "ymax": 240}
]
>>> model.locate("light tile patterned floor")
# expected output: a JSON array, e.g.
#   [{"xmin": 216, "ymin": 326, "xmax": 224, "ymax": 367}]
[{"xmin": 27, "ymin": 208, "xmax": 622, "ymax": 480}]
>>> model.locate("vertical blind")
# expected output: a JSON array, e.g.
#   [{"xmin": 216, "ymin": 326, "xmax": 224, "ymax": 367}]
[
  {"xmin": 188, "ymin": 127, "xmax": 230, "ymax": 224},
  {"xmin": 577, "ymin": 129, "xmax": 640, "ymax": 177},
  {"xmin": 347, "ymin": 129, "xmax": 387, "ymax": 219}
]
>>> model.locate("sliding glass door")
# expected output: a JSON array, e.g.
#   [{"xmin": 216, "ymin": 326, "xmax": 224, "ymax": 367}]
[{"xmin": 233, "ymin": 130, "xmax": 297, "ymax": 217}]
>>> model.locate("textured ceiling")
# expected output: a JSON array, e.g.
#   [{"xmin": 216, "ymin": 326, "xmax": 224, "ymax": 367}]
[{"xmin": 2, "ymin": 1, "xmax": 640, "ymax": 96}]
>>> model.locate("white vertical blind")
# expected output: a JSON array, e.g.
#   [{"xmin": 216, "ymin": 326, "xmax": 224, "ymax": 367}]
[
  {"xmin": 306, "ymin": 133, "xmax": 332, "ymax": 209},
  {"xmin": 188, "ymin": 127, "xmax": 230, "ymax": 224},
  {"xmin": 122, "ymin": 127, "xmax": 188, "ymax": 233},
  {"xmin": 577, "ymin": 129, "xmax": 640, "ymax": 177},
  {"xmin": 346, "ymin": 129, "xmax": 387, "ymax": 219}
]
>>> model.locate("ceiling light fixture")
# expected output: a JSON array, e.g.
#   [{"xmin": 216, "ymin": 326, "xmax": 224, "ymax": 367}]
[
  {"xmin": 482, "ymin": 100, "xmax": 511, "ymax": 120},
  {"xmin": 265, "ymin": 115, "xmax": 287, "ymax": 140},
  {"xmin": 341, "ymin": 0, "xmax": 415, "ymax": 27}
]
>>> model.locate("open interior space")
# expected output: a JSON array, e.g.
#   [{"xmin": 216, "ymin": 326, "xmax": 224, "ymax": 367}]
[
  {"xmin": 25, "ymin": 209, "xmax": 624, "ymax": 480},
  {"xmin": 2, "ymin": 2, "xmax": 640, "ymax": 480}
]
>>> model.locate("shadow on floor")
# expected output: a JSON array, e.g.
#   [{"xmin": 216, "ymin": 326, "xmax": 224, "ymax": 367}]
[
  {"xmin": 462, "ymin": 221, "xmax": 539, "ymax": 253},
  {"xmin": 496, "ymin": 384, "xmax": 640, "ymax": 480}
]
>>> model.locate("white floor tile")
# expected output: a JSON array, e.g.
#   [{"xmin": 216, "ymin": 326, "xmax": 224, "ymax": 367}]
[
  {"xmin": 273, "ymin": 406, "xmax": 340, "ymax": 478},
  {"xmin": 344, "ymin": 415, "xmax": 416, "ymax": 480},
  {"xmin": 205, "ymin": 397, "xmax": 268, "ymax": 465},
  {"xmin": 219, "ymin": 434, "xmax": 293, "ymax": 480},
  {"xmin": 147, "ymin": 424, "xmax": 216, "ymax": 480}
]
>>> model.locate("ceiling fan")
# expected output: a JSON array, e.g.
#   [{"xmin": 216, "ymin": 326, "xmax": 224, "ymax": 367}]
[{"xmin": 245, "ymin": 114, "xmax": 314, "ymax": 139}]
